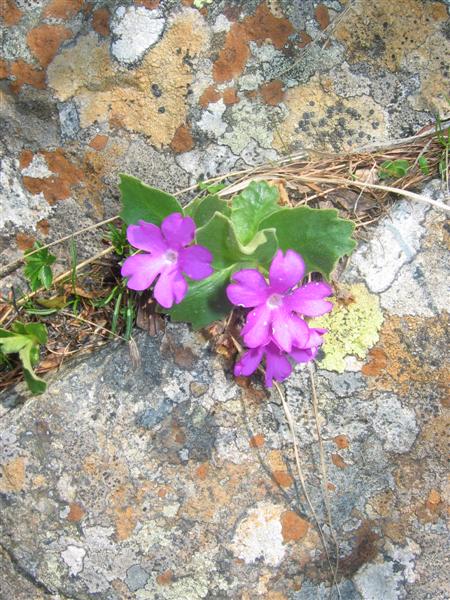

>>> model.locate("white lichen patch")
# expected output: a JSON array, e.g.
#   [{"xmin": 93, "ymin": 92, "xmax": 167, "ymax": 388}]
[
  {"xmin": 231, "ymin": 502, "xmax": 285, "ymax": 566},
  {"xmin": 347, "ymin": 200, "xmax": 429, "ymax": 294},
  {"xmin": 61, "ymin": 545, "xmax": 86, "ymax": 576},
  {"xmin": 0, "ymin": 158, "xmax": 52, "ymax": 232},
  {"xmin": 21, "ymin": 154, "xmax": 52, "ymax": 178},
  {"xmin": 221, "ymin": 99, "xmax": 277, "ymax": 154},
  {"xmin": 136, "ymin": 551, "xmax": 229, "ymax": 600},
  {"xmin": 111, "ymin": 6, "xmax": 165, "ymax": 65},
  {"xmin": 197, "ymin": 99, "xmax": 227, "ymax": 137},
  {"xmin": 176, "ymin": 144, "xmax": 238, "ymax": 181},
  {"xmin": 371, "ymin": 394, "xmax": 418, "ymax": 454}
]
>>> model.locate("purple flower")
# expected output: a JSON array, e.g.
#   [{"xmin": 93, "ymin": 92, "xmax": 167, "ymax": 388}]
[
  {"xmin": 234, "ymin": 327, "xmax": 327, "ymax": 388},
  {"xmin": 121, "ymin": 214, "xmax": 213, "ymax": 308},
  {"xmin": 226, "ymin": 249, "xmax": 333, "ymax": 352},
  {"xmin": 290, "ymin": 327, "xmax": 327, "ymax": 364},
  {"xmin": 234, "ymin": 341, "xmax": 292, "ymax": 388}
]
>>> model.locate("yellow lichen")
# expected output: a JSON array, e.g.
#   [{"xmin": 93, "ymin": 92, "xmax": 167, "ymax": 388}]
[
  {"xmin": 311, "ymin": 283, "xmax": 384, "ymax": 373},
  {"xmin": 274, "ymin": 77, "xmax": 386, "ymax": 152},
  {"xmin": 47, "ymin": 10, "xmax": 209, "ymax": 147}
]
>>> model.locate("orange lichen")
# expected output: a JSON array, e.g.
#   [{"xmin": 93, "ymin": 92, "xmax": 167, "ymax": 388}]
[
  {"xmin": 213, "ymin": 3, "xmax": 294, "ymax": 84},
  {"xmin": 222, "ymin": 87, "xmax": 239, "ymax": 105},
  {"xmin": 213, "ymin": 24, "xmax": 250, "ymax": 84},
  {"xmin": 67, "ymin": 502, "xmax": 86, "ymax": 522},
  {"xmin": 314, "ymin": 4, "xmax": 330, "ymax": 30},
  {"xmin": 115, "ymin": 506, "xmax": 137, "ymax": 540},
  {"xmin": 334, "ymin": 435, "xmax": 349, "ymax": 449},
  {"xmin": 335, "ymin": 0, "xmax": 448, "ymax": 71},
  {"xmin": 23, "ymin": 148, "xmax": 84, "ymax": 204},
  {"xmin": 249, "ymin": 433, "xmax": 265, "ymax": 448},
  {"xmin": 170, "ymin": 124, "xmax": 194, "ymax": 153},
  {"xmin": 0, "ymin": 0, "xmax": 23, "ymax": 26},
  {"xmin": 199, "ymin": 86, "xmax": 221, "ymax": 107},
  {"xmin": 19, "ymin": 149, "xmax": 34, "ymax": 170},
  {"xmin": 426, "ymin": 489, "xmax": 442, "ymax": 512},
  {"xmin": 0, "ymin": 457, "xmax": 26, "ymax": 493},
  {"xmin": 156, "ymin": 570, "xmax": 173, "ymax": 585},
  {"xmin": 27, "ymin": 24, "xmax": 72, "ymax": 67},
  {"xmin": 37, "ymin": 219, "xmax": 50, "ymax": 236},
  {"xmin": 48, "ymin": 12, "xmax": 208, "ymax": 147},
  {"xmin": 0, "ymin": 59, "xmax": 8, "ymax": 79},
  {"xmin": 92, "ymin": 7, "xmax": 110, "ymax": 36},
  {"xmin": 243, "ymin": 3, "xmax": 294, "ymax": 49},
  {"xmin": 260, "ymin": 80, "xmax": 284, "ymax": 105},
  {"xmin": 362, "ymin": 347, "xmax": 388, "ymax": 377},
  {"xmin": 272, "ymin": 470, "xmax": 293, "ymax": 488},
  {"xmin": 89, "ymin": 134, "xmax": 109, "ymax": 151},
  {"xmin": 331, "ymin": 454, "xmax": 348, "ymax": 469},
  {"xmin": 9, "ymin": 60, "xmax": 46, "ymax": 93},
  {"xmin": 43, "ymin": 0, "xmax": 83, "ymax": 20},
  {"xmin": 297, "ymin": 31, "xmax": 312, "ymax": 48},
  {"xmin": 281, "ymin": 511, "xmax": 309, "ymax": 542},
  {"xmin": 15, "ymin": 232, "xmax": 36, "ymax": 250},
  {"xmin": 195, "ymin": 463, "xmax": 208, "ymax": 480},
  {"xmin": 364, "ymin": 315, "xmax": 449, "ymax": 397},
  {"xmin": 136, "ymin": 0, "xmax": 160, "ymax": 8}
]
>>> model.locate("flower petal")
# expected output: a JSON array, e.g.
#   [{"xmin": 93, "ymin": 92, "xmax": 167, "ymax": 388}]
[
  {"xmin": 289, "ymin": 347, "xmax": 316, "ymax": 363},
  {"xmin": 121, "ymin": 253, "xmax": 165, "ymax": 291},
  {"xmin": 269, "ymin": 249, "xmax": 306, "ymax": 292},
  {"xmin": 271, "ymin": 310, "xmax": 309, "ymax": 352},
  {"xmin": 242, "ymin": 304, "xmax": 272, "ymax": 348},
  {"xmin": 179, "ymin": 245, "xmax": 213, "ymax": 280},
  {"xmin": 234, "ymin": 346, "xmax": 264, "ymax": 377},
  {"xmin": 127, "ymin": 221, "xmax": 167, "ymax": 254},
  {"xmin": 161, "ymin": 213, "xmax": 195, "ymax": 248},
  {"xmin": 227, "ymin": 269, "xmax": 269, "ymax": 307},
  {"xmin": 154, "ymin": 267, "xmax": 188, "ymax": 308},
  {"xmin": 290, "ymin": 327, "xmax": 326, "ymax": 363},
  {"xmin": 287, "ymin": 281, "xmax": 333, "ymax": 317},
  {"xmin": 264, "ymin": 343, "xmax": 292, "ymax": 387}
]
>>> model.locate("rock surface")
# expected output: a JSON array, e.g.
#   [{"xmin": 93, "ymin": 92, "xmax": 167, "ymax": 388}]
[
  {"xmin": 1, "ymin": 0, "xmax": 449, "ymax": 598},
  {"xmin": 1, "ymin": 181, "xmax": 448, "ymax": 598},
  {"xmin": 1, "ymin": 0, "xmax": 449, "ymax": 269}
]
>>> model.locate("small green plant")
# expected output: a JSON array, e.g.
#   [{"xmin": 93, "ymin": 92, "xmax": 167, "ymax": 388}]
[
  {"xmin": 119, "ymin": 174, "xmax": 356, "ymax": 330},
  {"xmin": 0, "ymin": 321, "xmax": 48, "ymax": 394},
  {"xmin": 198, "ymin": 181, "xmax": 227, "ymax": 194},
  {"xmin": 378, "ymin": 159, "xmax": 410, "ymax": 180},
  {"xmin": 107, "ymin": 223, "xmax": 128, "ymax": 256},
  {"xmin": 70, "ymin": 236, "xmax": 78, "ymax": 292},
  {"xmin": 418, "ymin": 155, "xmax": 430, "ymax": 175},
  {"xmin": 435, "ymin": 114, "xmax": 449, "ymax": 185},
  {"xmin": 24, "ymin": 242, "xmax": 56, "ymax": 291}
]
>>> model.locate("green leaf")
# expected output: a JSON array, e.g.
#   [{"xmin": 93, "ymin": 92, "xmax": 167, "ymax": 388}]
[
  {"xmin": 196, "ymin": 212, "xmax": 277, "ymax": 270},
  {"xmin": 19, "ymin": 346, "xmax": 46, "ymax": 394},
  {"xmin": 39, "ymin": 265, "xmax": 53, "ymax": 289},
  {"xmin": 185, "ymin": 194, "xmax": 231, "ymax": 228},
  {"xmin": 231, "ymin": 181, "xmax": 280, "ymax": 244},
  {"xmin": 119, "ymin": 174, "xmax": 183, "ymax": 226},
  {"xmin": 260, "ymin": 207, "xmax": 356, "ymax": 278},
  {"xmin": 418, "ymin": 156, "xmax": 429, "ymax": 176},
  {"xmin": 167, "ymin": 267, "xmax": 234, "ymax": 329},
  {"xmin": 24, "ymin": 242, "xmax": 56, "ymax": 291},
  {"xmin": 379, "ymin": 159, "xmax": 410, "ymax": 180},
  {"xmin": 107, "ymin": 223, "xmax": 128, "ymax": 256},
  {"xmin": 0, "ymin": 322, "xmax": 48, "ymax": 394},
  {"xmin": 197, "ymin": 181, "xmax": 227, "ymax": 194}
]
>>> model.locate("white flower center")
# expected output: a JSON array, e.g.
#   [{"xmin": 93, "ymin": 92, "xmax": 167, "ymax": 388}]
[
  {"xmin": 267, "ymin": 293, "xmax": 283, "ymax": 308},
  {"xmin": 164, "ymin": 249, "xmax": 178, "ymax": 264}
]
